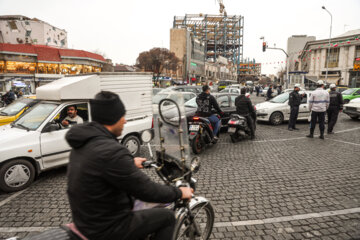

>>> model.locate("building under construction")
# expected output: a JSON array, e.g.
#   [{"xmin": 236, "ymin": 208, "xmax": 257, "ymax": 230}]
[{"xmin": 173, "ymin": 14, "xmax": 244, "ymax": 76}]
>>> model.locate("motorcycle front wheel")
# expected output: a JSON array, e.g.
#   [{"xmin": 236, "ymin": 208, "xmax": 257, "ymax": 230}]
[{"xmin": 173, "ymin": 202, "xmax": 215, "ymax": 240}]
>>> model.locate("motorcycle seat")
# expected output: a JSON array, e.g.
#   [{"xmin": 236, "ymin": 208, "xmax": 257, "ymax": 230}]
[{"xmin": 65, "ymin": 223, "xmax": 88, "ymax": 240}]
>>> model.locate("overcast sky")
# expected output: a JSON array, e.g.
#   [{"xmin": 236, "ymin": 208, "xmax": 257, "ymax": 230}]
[{"xmin": 1, "ymin": 0, "xmax": 360, "ymax": 75}]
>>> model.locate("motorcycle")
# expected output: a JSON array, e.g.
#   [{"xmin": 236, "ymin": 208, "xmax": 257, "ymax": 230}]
[
  {"xmin": 227, "ymin": 114, "xmax": 256, "ymax": 142},
  {"xmin": 188, "ymin": 114, "xmax": 220, "ymax": 154},
  {"xmin": 7, "ymin": 95, "xmax": 215, "ymax": 240}
]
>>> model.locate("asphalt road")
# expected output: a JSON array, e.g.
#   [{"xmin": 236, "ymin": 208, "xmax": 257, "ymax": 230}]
[{"xmin": 0, "ymin": 95, "xmax": 359, "ymax": 240}]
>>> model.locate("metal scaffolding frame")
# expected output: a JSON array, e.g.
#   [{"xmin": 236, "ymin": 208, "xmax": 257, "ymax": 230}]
[{"xmin": 173, "ymin": 14, "xmax": 244, "ymax": 75}]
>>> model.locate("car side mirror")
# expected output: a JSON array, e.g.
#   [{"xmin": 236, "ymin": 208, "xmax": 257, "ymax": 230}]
[{"xmin": 42, "ymin": 121, "xmax": 60, "ymax": 133}]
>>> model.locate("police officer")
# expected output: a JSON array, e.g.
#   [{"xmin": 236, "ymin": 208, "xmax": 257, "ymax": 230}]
[
  {"xmin": 288, "ymin": 84, "xmax": 303, "ymax": 131},
  {"xmin": 327, "ymin": 84, "xmax": 343, "ymax": 134},
  {"xmin": 307, "ymin": 80, "xmax": 330, "ymax": 139},
  {"xmin": 235, "ymin": 88, "xmax": 256, "ymax": 139}
]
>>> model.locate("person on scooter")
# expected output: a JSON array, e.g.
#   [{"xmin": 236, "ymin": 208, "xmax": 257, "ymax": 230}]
[
  {"xmin": 235, "ymin": 88, "xmax": 256, "ymax": 140},
  {"xmin": 65, "ymin": 91, "xmax": 193, "ymax": 240},
  {"xmin": 196, "ymin": 85, "xmax": 223, "ymax": 140}
]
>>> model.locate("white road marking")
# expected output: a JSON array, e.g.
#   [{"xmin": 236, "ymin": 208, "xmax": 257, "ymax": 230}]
[
  {"xmin": 327, "ymin": 138, "xmax": 360, "ymax": 147},
  {"xmin": 213, "ymin": 207, "xmax": 360, "ymax": 228},
  {"xmin": 334, "ymin": 126, "xmax": 360, "ymax": 133},
  {"xmin": 1, "ymin": 207, "xmax": 359, "ymax": 233},
  {"xmin": 0, "ymin": 190, "xmax": 25, "ymax": 208}
]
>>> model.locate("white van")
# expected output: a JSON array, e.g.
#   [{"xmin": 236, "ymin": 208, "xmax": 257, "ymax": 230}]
[{"xmin": 0, "ymin": 73, "xmax": 153, "ymax": 192}]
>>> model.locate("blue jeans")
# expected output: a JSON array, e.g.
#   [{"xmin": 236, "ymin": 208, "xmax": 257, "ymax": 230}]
[{"xmin": 208, "ymin": 114, "xmax": 220, "ymax": 136}]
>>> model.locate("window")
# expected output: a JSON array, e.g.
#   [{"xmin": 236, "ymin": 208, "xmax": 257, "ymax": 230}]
[
  {"xmin": 355, "ymin": 89, "xmax": 360, "ymax": 96},
  {"xmin": 8, "ymin": 21, "xmax": 18, "ymax": 30},
  {"xmin": 326, "ymin": 48, "xmax": 339, "ymax": 68},
  {"xmin": 25, "ymin": 30, "xmax": 31, "ymax": 37},
  {"xmin": 25, "ymin": 21, "xmax": 30, "ymax": 25},
  {"xmin": 356, "ymin": 46, "xmax": 360, "ymax": 58},
  {"xmin": 301, "ymin": 94, "xmax": 307, "ymax": 104},
  {"xmin": 216, "ymin": 95, "xmax": 230, "ymax": 107},
  {"xmin": 183, "ymin": 93, "xmax": 195, "ymax": 102}
]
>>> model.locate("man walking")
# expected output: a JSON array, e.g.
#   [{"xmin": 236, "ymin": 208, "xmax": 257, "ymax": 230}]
[
  {"xmin": 288, "ymin": 84, "xmax": 303, "ymax": 131},
  {"xmin": 307, "ymin": 80, "xmax": 330, "ymax": 139},
  {"xmin": 327, "ymin": 84, "xmax": 343, "ymax": 134},
  {"xmin": 266, "ymin": 85, "xmax": 273, "ymax": 100}
]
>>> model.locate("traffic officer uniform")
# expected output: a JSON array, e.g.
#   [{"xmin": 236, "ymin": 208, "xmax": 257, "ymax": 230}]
[
  {"xmin": 288, "ymin": 84, "xmax": 302, "ymax": 131},
  {"xmin": 327, "ymin": 84, "xmax": 343, "ymax": 134}
]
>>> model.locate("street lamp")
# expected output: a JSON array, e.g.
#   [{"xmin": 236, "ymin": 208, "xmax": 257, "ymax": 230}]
[{"xmin": 322, "ymin": 6, "xmax": 333, "ymax": 85}]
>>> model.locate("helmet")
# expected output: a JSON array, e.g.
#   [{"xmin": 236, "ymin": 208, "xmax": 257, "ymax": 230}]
[
  {"xmin": 294, "ymin": 84, "xmax": 301, "ymax": 88},
  {"xmin": 317, "ymin": 80, "xmax": 324, "ymax": 85},
  {"xmin": 330, "ymin": 84, "xmax": 336, "ymax": 89}
]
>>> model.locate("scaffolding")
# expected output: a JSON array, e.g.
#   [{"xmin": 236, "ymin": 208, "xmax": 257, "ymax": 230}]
[{"xmin": 173, "ymin": 14, "xmax": 244, "ymax": 76}]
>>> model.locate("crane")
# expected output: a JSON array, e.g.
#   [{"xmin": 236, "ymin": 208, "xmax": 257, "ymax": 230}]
[{"xmin": 216, "ymin": 0, "xmax": 227, "ymax": 16}]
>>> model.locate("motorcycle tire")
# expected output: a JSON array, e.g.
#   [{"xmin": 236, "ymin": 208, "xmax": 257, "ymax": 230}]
[
  {"xmin": 191, "ymin": 134, "xmax": 203, "ymax": 154},
  {"xmin": 173, "ymin": 202, "xmax": 215, "ymax": 240}
]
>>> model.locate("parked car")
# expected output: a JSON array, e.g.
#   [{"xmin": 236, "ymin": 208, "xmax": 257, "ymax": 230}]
[
  {"xmin": 342, "ymin": 98, "xmax": 360, "ymax": 120},
  {"xmin": 255, "ymin": 91, "xmax": 310, "ymax": 125},
  {"xmin": 219, "ymin": 88, "xmax": 241, "ymax": 95},
  {"xmin": 0, "ymin": 73, "xmax": 153, "ymax": 192},
  {"xmin": 0, "ymin": 97, "xmax": 39, "ymax": 126},
  {"xmin": 342, "ymin": 88, "xmax": 360, "ymax": 104},
  {"xmin": 160, "ymin": 85, "xmax": 202, "ymax": 95}
]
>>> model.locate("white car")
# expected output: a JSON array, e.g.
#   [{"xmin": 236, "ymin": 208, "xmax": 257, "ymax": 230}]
[
  {"xmin": 220, "ymin": 88, "xmax": 241, "ymax": 94},
  {"xmin": 152, "ymin": 91, "xmax": 196, "ymax": 113},
  {"xmin": 343, "ymin": 98, "xmax": 360, "ymax": 120},
  {"xmin": 256, "ymin": 91, "xmax": 311, "ymax": 125}
]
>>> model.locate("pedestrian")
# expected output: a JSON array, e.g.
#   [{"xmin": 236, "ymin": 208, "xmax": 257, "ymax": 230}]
[
  {"xmin": 266, "ymin": 85, "xmax": 273, "ymax": 100},
  {"xmin": 307, "ymin": 80, "xmax": 330, "ymax": 139},
  {"xmin": 327, "ymin": 84, "xmax": 343, "ymax": 134},
  {"xmin": 255, "ymin": 84, "xmax": 260, "ymax": 97},
  {"xmin": 288, "ymin": 84, "xmax": 304, "ymax": 131}
]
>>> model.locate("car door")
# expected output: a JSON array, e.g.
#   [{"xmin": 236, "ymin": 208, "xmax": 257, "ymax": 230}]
[
  {"xmin": 216, "ymin": 95, "xmax": 231, "ymax": 125},
  {"xmin": 40, "ymin": 102, "xmax": 89, "ymax": 169},
  {"xmin": 298, "ymin": 93, "xmax": 310, "ymax": 119}
]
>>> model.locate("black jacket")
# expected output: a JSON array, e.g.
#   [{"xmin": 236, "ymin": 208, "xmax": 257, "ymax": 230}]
[
  {"xmin": 267, "ymin": 88, "xmax": 273, "ymax": 99},
  {"xmin": 329, "ymin": 90, "xmax": 344, "ymax": 110},
  {"xmin": 235, "ymin": 95, "xmax": 255, "ymax": 116},
  {"xmin": 196, "ymin": 92, "xmax": 222, "ymax": 117},
  {"xmin": 65, "ymin": 122, "xmax": 182, "ymax": 240},
  {"xmin": 288, "ymin": 90, "xmax": 302, "ymax": 107}
]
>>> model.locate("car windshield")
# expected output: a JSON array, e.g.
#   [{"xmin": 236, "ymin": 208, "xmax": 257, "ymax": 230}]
[
  {"xmin": 342, "ymin": 89, "xmax": 356, "ymax": 95},
  {"xmin": 12, "ymin": 103, "xmax": 58, "ymax": 130},
  {"xmin": 184, "ymin": 97, "xmax": 197, "ymax": 108},
  {"xmin": 270, "ymin": 92, "xmax": 290, "ymax": 103},
  {"xmin": 0, "ymin": 101, "xmax": 28, "ymax": 116}
]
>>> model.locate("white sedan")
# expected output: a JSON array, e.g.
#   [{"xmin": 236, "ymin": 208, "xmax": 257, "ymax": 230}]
[
  {"xmin": 343, "ymin": 98, "xmax": 360, "ymax": 120},
  {"xmin": 255, "ymin": 91, "xmax": 311, "ymax": 125}
]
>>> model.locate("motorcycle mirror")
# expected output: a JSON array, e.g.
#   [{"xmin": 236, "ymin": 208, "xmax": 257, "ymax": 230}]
[
  {"xmin": 190, "ymin": 157, "xmax": 201, "ymax": 173},
  {"xmin": 141, "ymin": 129, "xmax": 154, "ymax": 143}
]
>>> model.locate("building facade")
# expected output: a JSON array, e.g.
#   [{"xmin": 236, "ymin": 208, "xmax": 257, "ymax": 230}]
[
  {"xmin": 0, "ymin": 15, "xmax": 67, "ymax": 48},
  {"xmin": 0, "ymin": 43, "xmax": 105, "ymax": 93},
  {"xmin": 298, "ymin": 29, "xmax": 360, "ymax": 88},
  {"xmin": 287, "ymin": 35, "xmax": 316, "ymax": 72}
]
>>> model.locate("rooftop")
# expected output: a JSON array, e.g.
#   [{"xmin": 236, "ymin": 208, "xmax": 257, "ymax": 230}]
[{"xmin": 0, "ymin": 43, "xmax": 106, "ymax": 63}]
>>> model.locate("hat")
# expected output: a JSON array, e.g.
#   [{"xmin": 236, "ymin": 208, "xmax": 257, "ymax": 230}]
[
  {"xmin": 317, "ymin": 80, "xmax": 324, "ymax": 85},
  {"xmin": 330, "ymin": 84, "xmax": 336, "ymax": 89},
  {"xmin": 294, "ymin": 84, "xmax": 301, "ymax": 88},
  {"xmin": 90, "ymin": 91, "xmax": 126, "ymax": 125}
]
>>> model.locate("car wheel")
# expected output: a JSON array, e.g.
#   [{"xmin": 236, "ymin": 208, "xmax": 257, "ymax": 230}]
[
  {"xmin": 270, "ymin": 112, "xmax": 284, "ymax": 125},
  {"xmin": 350, "ymin": 116, "xmax": 359, "ymax": 120},
  {"xmin": 122, "ymin": 135, "xmax": 141, "ymax": 157},
  {"xmin": 0, "ymin": 159, "xmax": 35, "ymax": 193}
]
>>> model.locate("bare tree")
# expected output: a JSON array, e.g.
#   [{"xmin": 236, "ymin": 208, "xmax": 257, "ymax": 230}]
[
  {"xmin": 277, "ymin": 66, "xmax": 286, "ymax": 85},
  {"xmin": 93, "ymin": 49, "xmax": 107, "ymax": 58},
  {"xmin": 136, "ymin": 48, "xmax": 179, "ymax": 85}
]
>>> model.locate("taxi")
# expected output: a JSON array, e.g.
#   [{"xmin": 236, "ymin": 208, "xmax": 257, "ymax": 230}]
[{"xmin": 0, "ymin": 97, "xmax": 39, "ymax": 126}]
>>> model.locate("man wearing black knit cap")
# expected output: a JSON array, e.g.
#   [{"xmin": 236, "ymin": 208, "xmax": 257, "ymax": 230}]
[{"xmin": 65, "ymin": 91, "xmax": 192, "ymax": 240}]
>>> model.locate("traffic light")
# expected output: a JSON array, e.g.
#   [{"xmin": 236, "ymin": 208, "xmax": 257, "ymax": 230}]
[{"xmin": 262, "ymin": 42, "xmax": 266, "ymax": 52}]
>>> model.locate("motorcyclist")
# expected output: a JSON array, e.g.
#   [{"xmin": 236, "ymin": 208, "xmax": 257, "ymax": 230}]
[
  {"xmin": 65, "ymin": 91, "xmax": 193, "ymax": 240},
  {"xmin": 196, "ymin": 85, "xmax": 223, "ymax": 140},
  {"xmin": 235, "ymin": 88, "xmax": 256, "ymax": 139}
]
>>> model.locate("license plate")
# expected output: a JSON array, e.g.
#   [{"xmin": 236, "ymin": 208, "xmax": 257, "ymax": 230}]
[
  {"xmin": 228, "ymin": 127, "xmax": 236, "ymax": 133},
  {"xmin": 189, "ymin": 125, "xmax": 200, "ymax": 131}
]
